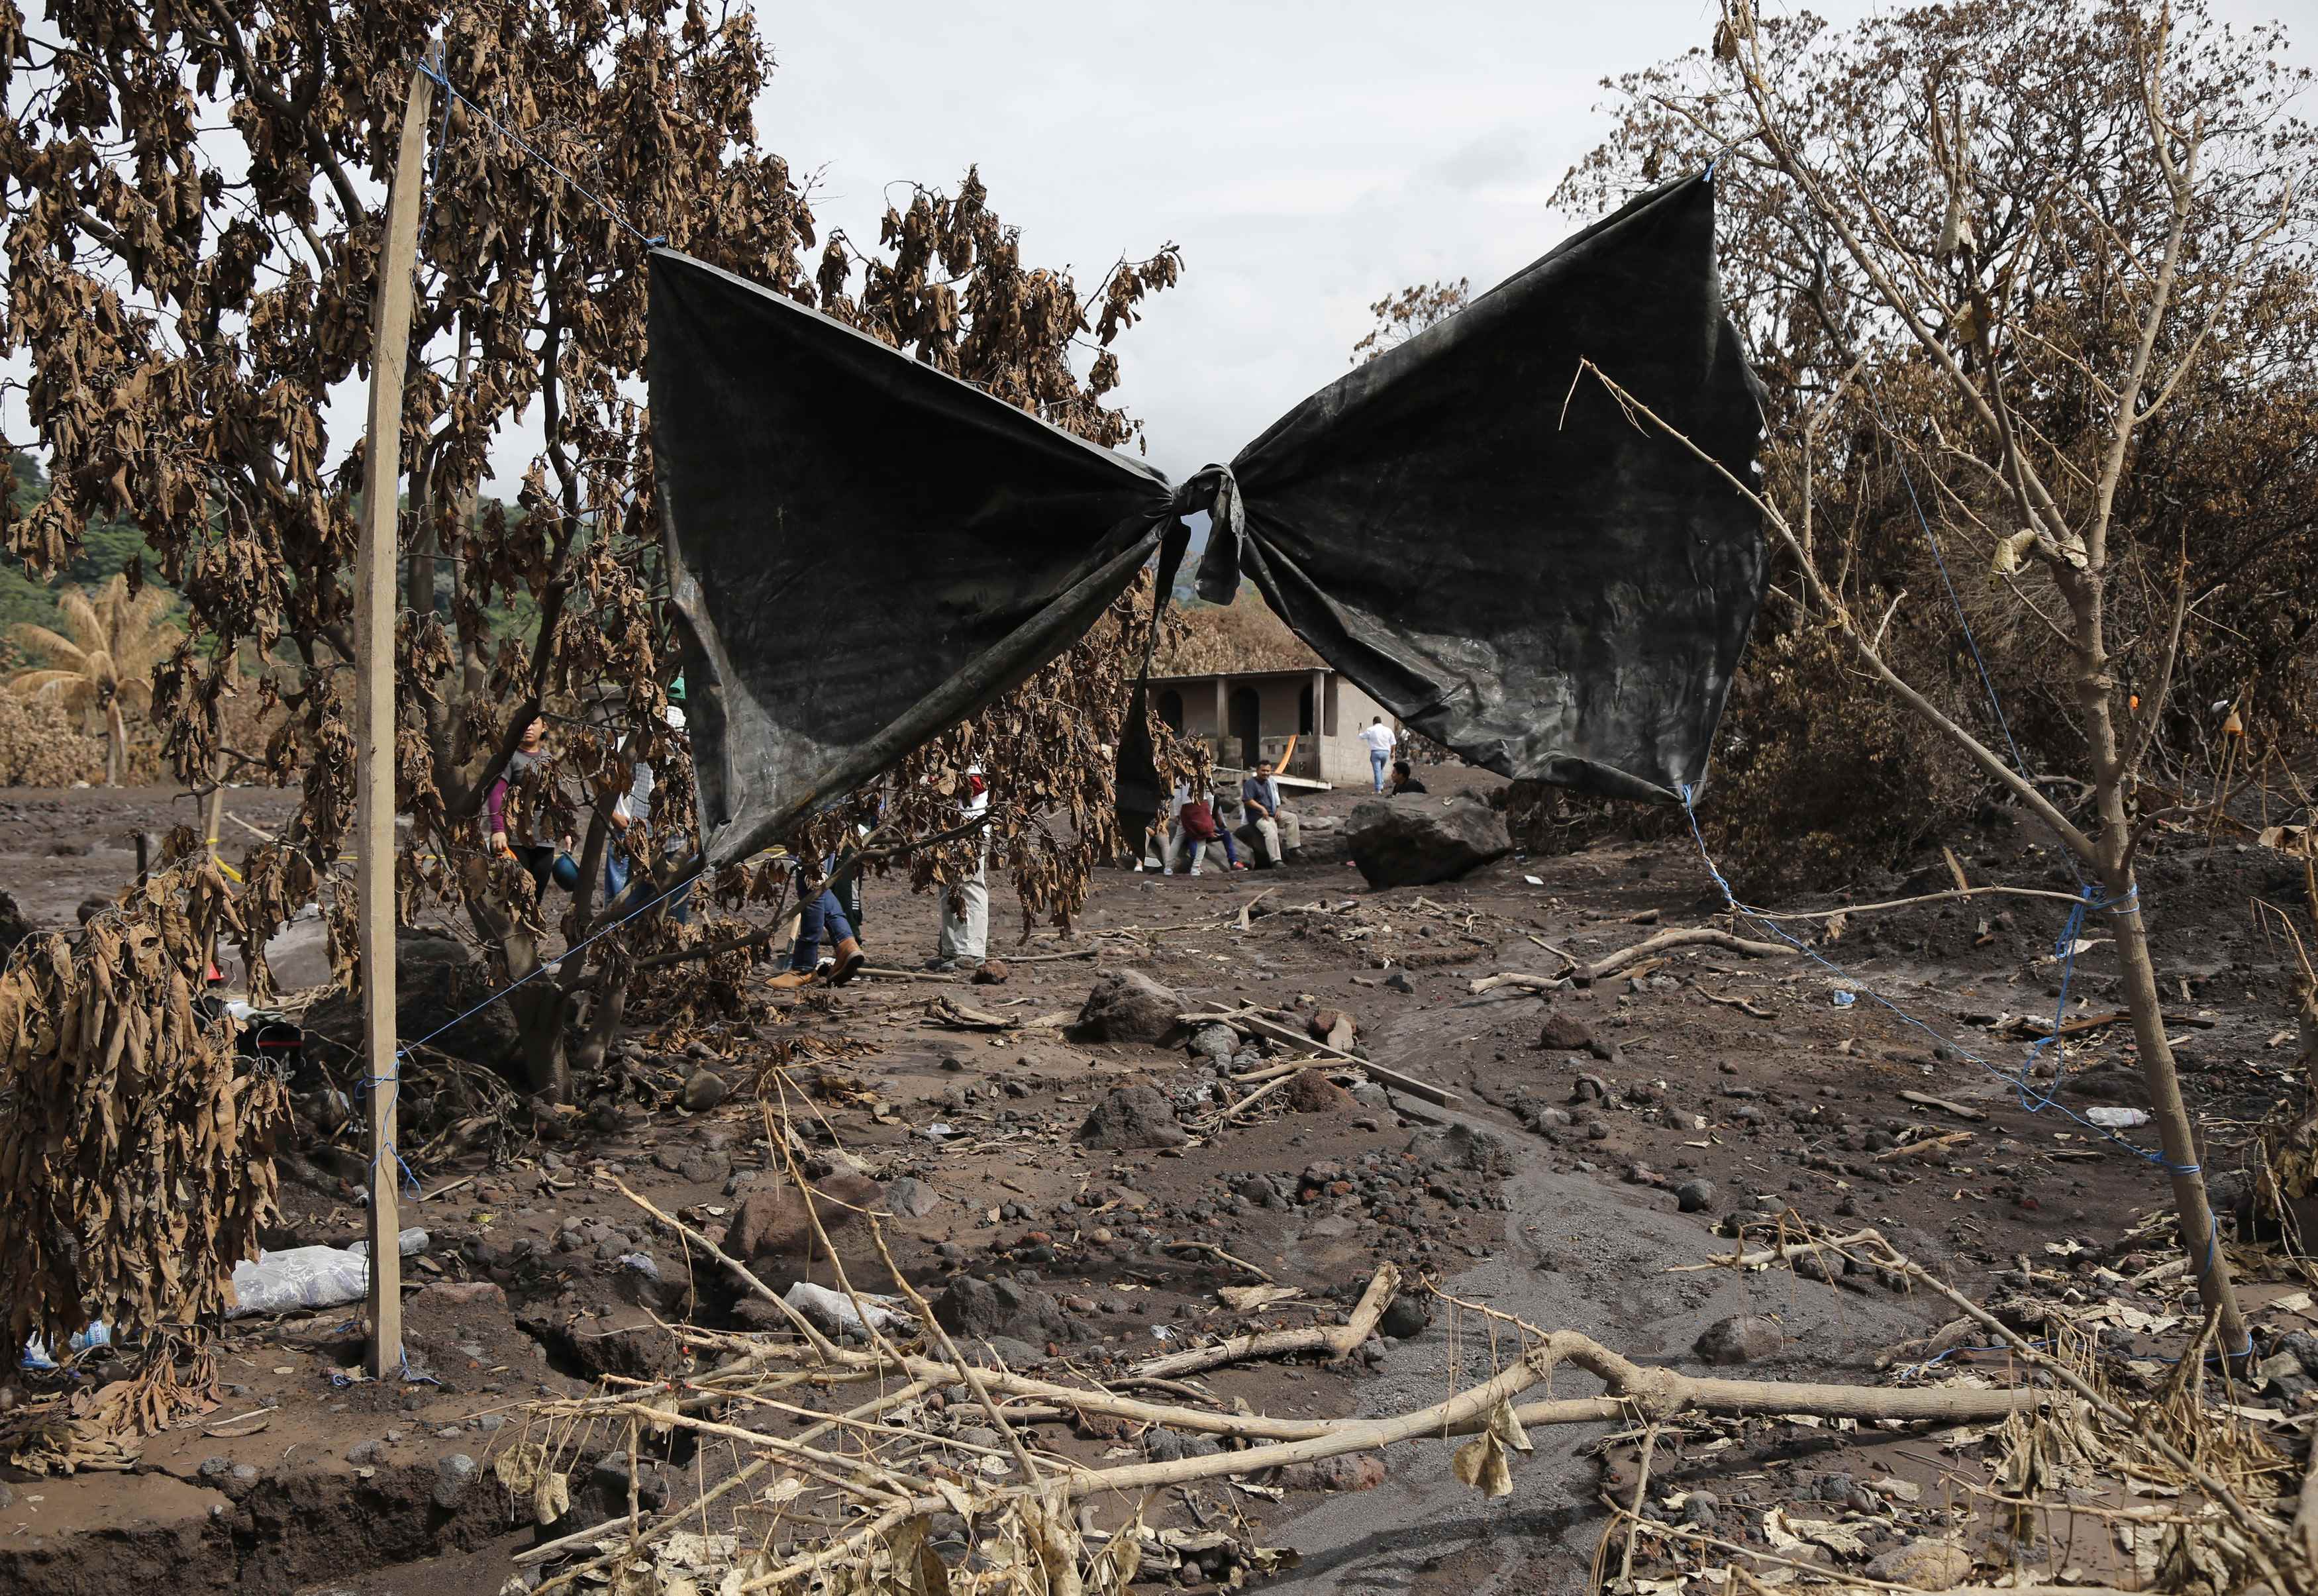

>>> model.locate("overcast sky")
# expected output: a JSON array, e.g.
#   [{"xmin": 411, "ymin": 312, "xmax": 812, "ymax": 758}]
[
  {"xmin": 752, "ymin": 0, "xmax": 1732, "ymax": 483},
  {"xmin": 744, "ymin": 0, "xmax": 2297, "ymax": 485},
  {"xmin": 9, "ymin": 0, "xmax": 2301, "ymax": 496}
]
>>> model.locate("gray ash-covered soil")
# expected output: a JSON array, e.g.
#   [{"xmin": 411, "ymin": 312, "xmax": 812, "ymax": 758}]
[{"xmin": 0, "ymin": 768, "xmax": 2307, "ymax": 1595}]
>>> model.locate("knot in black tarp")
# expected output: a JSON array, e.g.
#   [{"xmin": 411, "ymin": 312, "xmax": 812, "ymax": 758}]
[{"xmin": 648, "ymin": 173, "xmax": 1768, "ymax": 867}]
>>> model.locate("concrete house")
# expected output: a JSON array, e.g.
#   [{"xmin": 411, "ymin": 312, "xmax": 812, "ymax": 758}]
[{"xmin": 1146, "ymin": 667, "xmax": 1396, "ymax": 788}]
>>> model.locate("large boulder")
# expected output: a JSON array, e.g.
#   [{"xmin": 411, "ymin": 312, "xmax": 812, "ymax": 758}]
[
  {"xmin": 258, "ymin": 906, "xmax": 334, "ymax": 993},
  {"xmin": 1345, "ymin": 795, "xmax": 1511, "ymax": 889},
  {"xmin": 0, "ymin": 890, "xmax": 36, "ymax": 960},
  {"xmin": 1068, "ymin": 970, "xmax": 1183, "ymax": 1045},
  {"xmin": 303, "ymin": 927, "xmax": 519, "ymax": 1068}
]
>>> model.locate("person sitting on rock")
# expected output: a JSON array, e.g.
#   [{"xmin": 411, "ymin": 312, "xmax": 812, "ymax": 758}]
[
  {"xmin": 1237, "ymin": 759, "xmax": 1301, "ymax": 868},
  {"xmin": 1165, "ymin": 781, "xmax": 1231, "ymax": 876}
]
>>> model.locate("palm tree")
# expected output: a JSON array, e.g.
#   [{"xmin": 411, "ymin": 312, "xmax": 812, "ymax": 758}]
[{"xmin": 7, "ymin": 575, "xmax": 179, "ymax": 785}]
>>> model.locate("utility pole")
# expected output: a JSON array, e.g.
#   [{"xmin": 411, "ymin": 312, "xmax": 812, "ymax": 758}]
[{"xmin": 357, "ymin": 47, "xmax": 436, "ymax": 1380}]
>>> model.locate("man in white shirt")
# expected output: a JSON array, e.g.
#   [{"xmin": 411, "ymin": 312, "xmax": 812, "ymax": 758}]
[
  {"xmin": 931, "ymin": 763, "xmax": 989, "ymax": 971},
  {"xmin": 1358, "ymin": 717, "xmax": 1397, "ymax": 792}
]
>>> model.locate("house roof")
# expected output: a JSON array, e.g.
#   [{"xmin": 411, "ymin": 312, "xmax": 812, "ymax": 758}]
[{"xmin": 1146, "ymin": 667, "xmax": 1333, "ymax": 686}]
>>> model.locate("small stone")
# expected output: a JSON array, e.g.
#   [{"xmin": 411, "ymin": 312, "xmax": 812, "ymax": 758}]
[
  {"xmin": 1282, "ymin": 1070, "xmax": 1357, "ymax": 1114},
  {"xmin": 1378, "ymin": 1297, "xmax": 1429, "ymax": 1340},
  {"xmin": 1187, "ymin": 1024, "xmax": 1238, "ymax": 1064},
  {"xmin": 1676, "ymin": 1179, "xmax": 1717, "ymax": 1213},
  {"xmin": 432, "ymin": 1452, "xmax": 479, "ymax": 1510},
  {"xmin": 1866, "ymin": 1541, "xmax": 1974, "ymax": 1591},
  {"xmin": 1384, "ymin": 968, "xmax": 1415, "ymax": 994},
  {"xmin": 344, "ymin": 1440, "xmax": 384, "ymax": 1467},
  {"xmin": 1277, "ymin": 1452, "xmax": 1387, "ymax": 1492},
  {"xmin": 681, "ymin": 1069, "xmax": 729, "ymax": 1113},
  {"xmin": 1076, "ymin": 1085, "xmax": 1187, "ymax": 1150},
  {"xmin": 884, "ymin": 1176, "xmax": 941, "ymax": 1219},
  {"xmin": 1693, "ymin": 1315, "xmax": 1782, "ymax": 1366},
  {"xmin": 972, "ymin": 960, "xmax": 1009, "ymax": 985}
]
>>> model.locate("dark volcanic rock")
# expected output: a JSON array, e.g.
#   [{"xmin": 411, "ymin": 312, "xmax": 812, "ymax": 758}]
[
  {"xmin": 1282, "ymin": 1070, "xmax": 1357, "ymax": 1114},
  {"xmin": 1077, "ymin": 1085, "xmax": 1187, "ymax": 1150},
  {"xmin": 1405, "ymin": 1122, "xmax": 1513, "ymax": 1175},
  {"xmin": 1344, "ymin": 795, "xmax": 1512, "ymax": 889},
  {"xmin": 933, "ymin": 1275, "xmax": 1083, "ymax": 1346},
  {"xmin": 1068, "ymin": 970, "xmax": 1183, "ymax": 1045},
  {"xmin": 306, "ymin": 928, "xmax": 519, "ymax": 1068},
  {"xmin": 1538, "ymin": 1010, "xmax": 1621, "ymax": 1062},
  {"xmin": 1693, "ymin": 1314, "xmax": 1782, "ymax": 1366},
  {"xmin": 725, "ymin": 1173, "xmax": 883, "ymax": 1274},
  {"xmin": 0, "ymin": 889, "xmax": 35, "ymax": 959},
  {"xmin": 680, "ymin": 1069, "xmax": 729, "ymax": 1112}
]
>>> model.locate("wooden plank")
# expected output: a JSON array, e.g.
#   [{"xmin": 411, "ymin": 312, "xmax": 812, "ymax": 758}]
[{"xmin": 359, "ymin": 50, "xmax": 436, "ymax": 1381}]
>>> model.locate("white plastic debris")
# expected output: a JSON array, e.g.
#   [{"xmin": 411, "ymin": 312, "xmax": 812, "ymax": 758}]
[
  {"xmin": 782, "ymin": 1281, "xmax": 907, "ymax": 1338},
  {"xmin": 228, "ymin": 1245, "xmax": 370, "ymax": 1317},
  {"xmin": 22, "ymin": 1322, "xmax": 111, "ymax": 1370},
  {"xmin": 348, "ymin": 1227, "xmax": 432, "ymax": 1259},
  {"xmin": 2084, "ymin": 1106, "xmax": 2151, "ymax": 1129},
  {"xmin": 230, "ymin": 1228, "xmax": 428, "ymax": 1317}
]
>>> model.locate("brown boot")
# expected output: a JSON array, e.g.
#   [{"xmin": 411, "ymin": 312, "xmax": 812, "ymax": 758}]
[
  {"xmin": 831, "ymin": 936, "xmax": 867, "ymax": 985},
  {"xmin": 768, "ymin": 966, "xmax": 819, "ymax": 990}
]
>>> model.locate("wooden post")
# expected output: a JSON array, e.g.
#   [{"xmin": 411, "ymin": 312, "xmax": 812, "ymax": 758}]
[{"xmin": 358, "ymin": 52, "xmax": 435, "ymax": 1380}]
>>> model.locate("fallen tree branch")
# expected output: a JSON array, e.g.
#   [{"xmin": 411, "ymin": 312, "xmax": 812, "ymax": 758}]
[
  {"xmin": 1875, "ymin": 1130, "xmax": 1973, "ymax": 1162},
  {"xmin": 1130, "ymin": 1263, "xmax": 1397, "ymax": 1379},
  {"xmin": 1191, "ymin": 1005, "xmax": 1460, "ymax": 1106},
  {"xmin": 1739, "ymin": 883, "xmax": 2087, "ymax": 922},
  {"xmin": 1587, "ymin": 926, "xmax": 1794, "ymax": 981}
]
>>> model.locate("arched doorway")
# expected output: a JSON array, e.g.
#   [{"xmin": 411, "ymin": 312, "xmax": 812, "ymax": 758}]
[
  {"xmin": 1156, "ymin": 688, "xmax": 1184, "ymax": 733},
  {"xmin": 1228, "ymin": 686, "xmax": 1261, "ymax": 767}
]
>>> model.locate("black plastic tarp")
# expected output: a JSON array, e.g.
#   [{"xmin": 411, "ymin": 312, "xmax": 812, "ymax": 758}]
[{"xmin": 650, "ymin": 173, "xmax": 1765, "ymax": 868}]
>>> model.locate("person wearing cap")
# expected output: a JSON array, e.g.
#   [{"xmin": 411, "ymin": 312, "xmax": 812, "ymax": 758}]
[
  {"xmin": 927, "ymin": 762, "xmax": 989, "ymax": 971},
  {"xmin": 1236, "ymin": 759, "xmax": 1301, "ymax": 868}
]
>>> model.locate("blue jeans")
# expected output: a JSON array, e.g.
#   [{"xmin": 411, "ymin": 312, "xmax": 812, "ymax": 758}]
[
  {"xmin": 790, "ymin": 889, "xmax": 854, "ymax": 971},
  {"xmin": 605, "ymin": 850, "xmax": 695, "ymax": 925},
  {"xmin": 1371, "ymin": 749, "xmax": 1389, "ymax": 791}
]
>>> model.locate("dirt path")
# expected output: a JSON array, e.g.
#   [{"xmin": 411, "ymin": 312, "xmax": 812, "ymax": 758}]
[{"xmin": 0, "ymin": 772, "xmax": 2301, "ymax": 1594}]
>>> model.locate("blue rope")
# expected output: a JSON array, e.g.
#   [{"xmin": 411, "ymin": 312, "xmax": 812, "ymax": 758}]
[
  {"xmin": 415, "ymin": 60, "xmax": 668, "ymax": 250},
  {"xmin": 1676, "ymin": 783, "xmax": 2182, "ymax": 1173},
  {"xmin": 394, "ymin": 863, "xmax": 703, "ymax": 1062},
  {"xmin": 417, "ymin": 50, "xmax": 452, "ymax": 253}
]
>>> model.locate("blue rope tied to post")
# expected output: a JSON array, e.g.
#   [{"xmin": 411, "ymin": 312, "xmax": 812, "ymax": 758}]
[{"xmin": 1675, "ymin": 783, "xmax": 2187, "ymax": 1175}]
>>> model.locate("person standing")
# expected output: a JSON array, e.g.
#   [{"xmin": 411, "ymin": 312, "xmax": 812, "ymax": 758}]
[
  {"xmin": 930, "ymin": 762, "xmax": 989, "ymax": 971},
  {"xmin": 603, "ymin": 689, "xmax": 696, "ymax": 925},
  {"xmin": 1237, "ymin": 759, "xmax": 1301, "ymax": 868},
  {"xmin": 487, "ymin": 715, "xmax": 568, "ymax": 903},
  {"xmin": 1359, "ymin": 716, "xmax": 1397, "ymax": 793},
  {"xmin": 770, "ymin": 861, "xmax": 865, "ymax": 989}
]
